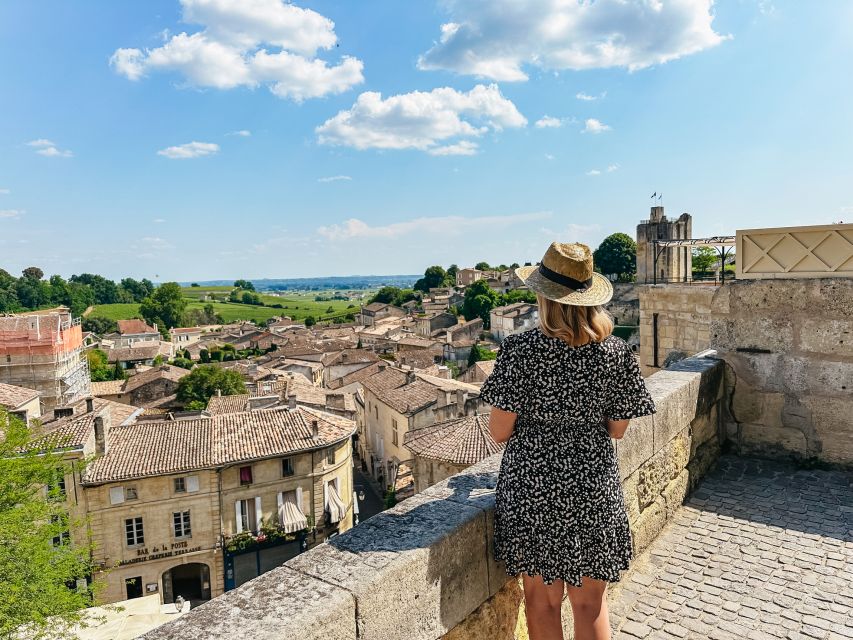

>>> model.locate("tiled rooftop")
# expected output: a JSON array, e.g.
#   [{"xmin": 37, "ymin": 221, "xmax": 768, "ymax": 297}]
[
  {"xmin": 403, "ymin": 413, "xmax": 503, "ymax": 465},
  {"xmin": 0, "ymin": 381, "xmax": 40, "ymax": 409}
]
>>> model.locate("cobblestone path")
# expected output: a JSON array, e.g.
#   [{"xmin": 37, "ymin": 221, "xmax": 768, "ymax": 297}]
[{"xmin": 609, "ymin": 455, "xmax": 853, "ymax": 640}]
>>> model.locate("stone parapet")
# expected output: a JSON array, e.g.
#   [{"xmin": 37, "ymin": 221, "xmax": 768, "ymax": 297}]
[{"xmin": 142, "ymin": 356, "xmax": 725, "ymax": 640}]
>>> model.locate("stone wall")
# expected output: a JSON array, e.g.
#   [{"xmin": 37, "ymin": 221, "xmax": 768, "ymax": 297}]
[
  {"xmin": 638, "ymin": 285, "xmax": 716, "ymax": 376},
  {"xmin": 606, "ymin": 282, "xmax": 640, "ymax": 326},
  {"xmin": 711, "ymin": 278, "xmax": 853, "ymax": 466},
  {"xmin": 141, "ymin": 356, "xmax": 725, "ymax": 640}
]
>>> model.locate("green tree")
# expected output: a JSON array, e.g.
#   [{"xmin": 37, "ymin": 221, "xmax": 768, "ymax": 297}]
[
  {"xmin": 82, "ymin": 317, "xmax": 118, "ymax": 336},
  {"xmin": 87, "ymin": 349, "xmax": 116, "ymax": 382},
  {"xmin": 199, "ymin": 348, "xmax": 211, "ymax": 363},
  {"xmin": 233, "ymin": 279, "xmax": 255, "ymax": 291},
  {"xmin": 446, "ymin": 264, "xmax": 459, "ymax": 284},
  {"xmin": 70, "ymin": 273, "xmax": 120, "ymax": 305},
  {"xmin": 468, "ymin": 343, "xmax": 498, "ymax": 367},
  {"xmin": 692, "ymin": 247, "xmax": 717, "ymax": 275},
  {"xmin": 461, "ymin": 280, "xmax": 498, "ymax": 328},
  {"xmin": 241, "ymin": 291, "xmax": 262, "ymax": 305},
  {"xmin": 371, "ymin": 286, "xmax": 402, "ymax": 304},
  {"xmin": 171, "ymin": 357, "xmax": 194, "ymax": 370},
  {"xmin": 119, "ymin": 277, "xmax": 154, "ymax": 302},
  {"xmin": 304, "ymin": 315, "xmax": 316, "ymax": 327},
  {"xmin": 413, "ymin": 266, "xmax": 448, "ymax": 293},
  {"xmin": 0, "ymin": 409, "xmax": 98, "ymax": 638},
  {"xmin": 139, "ymin": 282, "xmax": 187, "ymax": 331},
  {"xmin": 176, "ymin": 365, "xmax": 246, "ymax": 407},
  {"xmin": 593, "ymin": 233, "xmax": 637, "ymax": 280},
  {"xmin": 474, "ymin": 262, "xmax": 491, "ymax": 271},
  {"xmin": 22, "ymin": 266, "xmax": 44, "ymax": 281}
]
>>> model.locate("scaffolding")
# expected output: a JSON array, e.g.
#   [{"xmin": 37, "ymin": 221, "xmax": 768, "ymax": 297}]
[{"xmin": 0, "ymin": 308, "xmax": 92, "ymax": 411}]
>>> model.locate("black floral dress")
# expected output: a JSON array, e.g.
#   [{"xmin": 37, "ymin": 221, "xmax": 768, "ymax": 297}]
[{"xmin": 480, "ymin": 328, "xmax": 655, "ymax": 586}]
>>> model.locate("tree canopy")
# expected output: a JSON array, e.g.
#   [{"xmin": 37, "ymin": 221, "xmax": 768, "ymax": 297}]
[
  {"xmin": 467, "ymin": 342, "xmax": 498, "ymax": 366},
  {"xmin": 139, "ymin": 282, "xmax": 187, "ymax": 331},
  {"xmin": 233, "ymin": 279, "xmax": 255, "ymax": 291},
  {"xmin": 413, "ymin": 266, "xmax": 453, "ymax": 292},
  {"xmin": 692, "ymin": 247, "xmax": 718, "ymax": 274},
  {"xmin": 176, "ymin": 365, "xmax": 246, "ymax": 408},
  {"xmin": 369, "ymin": 286, "xmax": 419, "ymax": 307},
  {"xmin": 461, "ymin": 280, "xmax": 499, "ymax": 328},
  {"xmin": 593, "ymin": 233, "xmax": 637, "ymax": 280},
  {"xmin": 0, "ymin": 409, "xmax": 98, "ymax": 638}
]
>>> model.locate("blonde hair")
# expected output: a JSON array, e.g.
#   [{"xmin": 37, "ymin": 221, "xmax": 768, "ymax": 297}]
[{"xmin": 536, "ymin": 293, "xmax": 613, "ymax": 347}]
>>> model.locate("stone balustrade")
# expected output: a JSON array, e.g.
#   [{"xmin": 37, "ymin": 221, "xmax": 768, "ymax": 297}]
[{"xmin": 141, "ymin": 355, "xmax": 725, "ymax": 640}]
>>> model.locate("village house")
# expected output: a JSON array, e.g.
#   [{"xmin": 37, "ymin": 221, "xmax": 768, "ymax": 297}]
[
  {"xmin": 0, "ymin": 381, "xmax": 42, "ymax": 424},
  {"xmin": 266, "ymin": 317, "xmax": 294, "ymax": 335},
  {"xmin": 415, "ymin": 311, "xmax": 457, "ymax": 337},
  {"xmin": 320, "ymin": 348, "xmax": 379, "ymax": 387},
  {"xmin": 42, "ymin": 400, "xmax": 357, "ymax": 606},
  {"xmin": 114, "ymin": 319, "xmax": 161, "ymax": 348},
  {"xmin": 490, "ymin": 302, "xmax": 539, "ymax": 342},
  {"xmin": 355, "ymin": 317, "xmax": 406, "ymax": 353},
  {"xmin": 90, "ymin": 365, "xmax": 190, "ymax": 407},
  {"xmin": 358, "ymin": 302, "xmax": 406, "ymax": 327},
  {"xmin": 106, "ymin": 342, "xmax": 173, "ymax": 370},
  {"xmin": 169, "ymin": 327, "xmax": 203, "ymax": 350},
  {"xmin": 404, "ymin": 413, "xmax": 503, "ymax": 494},
  {"xmin": 459, "ymin": 359, "xmax": 495, "ymax": 385},
  {"xmin": 358, "ymin": 366, "xmax": 483, "ymax": 491}
]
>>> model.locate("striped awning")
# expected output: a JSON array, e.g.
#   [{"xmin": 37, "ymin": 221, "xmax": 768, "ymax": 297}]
[
  {"xmin": 326, "ymin": 482, "xmax": 346, "ymax": 524},
  {"xmin": 277, "ymin": 490, "xmax": 307, "ymax": 533}
]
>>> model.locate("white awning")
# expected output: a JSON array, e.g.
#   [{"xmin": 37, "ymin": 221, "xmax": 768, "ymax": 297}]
[
  {"xmin": 277, "ymin": 490, "xmax": 307, "ymax": 534},
  {"xmin": 326, "ymin": 482, "xmax": 346, "ymax": 524}
]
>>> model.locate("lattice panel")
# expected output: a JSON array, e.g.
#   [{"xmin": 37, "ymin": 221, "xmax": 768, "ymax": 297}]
[{"xmin": 737, "ymin": 224, "xmax": 853, "ymax": 279}]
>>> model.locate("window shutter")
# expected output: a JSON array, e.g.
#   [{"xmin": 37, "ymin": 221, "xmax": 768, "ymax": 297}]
[
  {"xmin": 109, "ymin": 487, "xmax": 125, "ymax": 505},
  {"xmin": 235, "ymin": 501, "xmax": 243, "ymax": 533},
  {"xmin": 276, "ymin": 492, "xmax": 284, "ymax": 525},
  {"xmin": 296, "ymin": 486, "xmax": 304, "ymax": 511},
  {"xmin": 254, "ymin": 496, "xmax": 262, "ymax": 530},
  {"xmin": 186, "ymin": 475, "xmax": 199, "ymax": 493}
]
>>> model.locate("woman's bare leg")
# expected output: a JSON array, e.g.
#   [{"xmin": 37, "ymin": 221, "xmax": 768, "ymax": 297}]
[
  {"xmin": 566, "ymin": 577, "xmax": 611, "ymax": 640},
  {"xmin": 522, "ymin": 573, "xmax": 566, "ymax": 640}
]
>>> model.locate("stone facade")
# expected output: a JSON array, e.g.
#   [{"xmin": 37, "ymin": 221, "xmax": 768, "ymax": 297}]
[
  {"xmin": 141, "ymin": 355, "xmax": 725, "ymax": 640},
  {"xmin": 636, "ymin": 206, "xmax": 693, "ymax": 284},
  {"xmin": 638, "ymin": 285, "xmax": 715, "ymax": 376},
  {"xmin": 640, "ymin": 278, "xmax": 853, "ymax": 466},
  {"xmin": 711, "ymin": 278, "xmax": 853, "ymax": 465},
  {"xmin": 605, "ymin": 282, "xmax": 640, "ymax": 326}
]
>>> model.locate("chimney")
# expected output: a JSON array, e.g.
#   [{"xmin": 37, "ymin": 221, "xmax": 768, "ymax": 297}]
[
  {"xmin": 341, "ymin": 352, "xmax": 348, "ymax": 362},
  {"xmin": 327, "ymin": 393, "xmax": 345, "ymax": 410},
  {"xmin": 406, "ymin": 371, "xmax": 416, "ymax": 385},
  {"xmin": 456, "ymin": 389, "xmax": 467, "ymax": 417},
  {"xmin": 288, "ymin": 394, "xmax": 297, "ymax": 410},
  {"xmin": 378, "ymin": 363, "xmax": 387, "ymax": 371},
  {"xmin": 216, "ymin": 388, "xmax": 222, "ymax": 397},
  {"xmin": 85, "ymin": 397, "xmax": 94, "ymax": 413},
  {"xmin": 311, "ymin": 419, "xmax": 319, "ymax": 440},
  {"xmin": 93, "ymin": 408, "xmax": 112, "ymax": 455}
]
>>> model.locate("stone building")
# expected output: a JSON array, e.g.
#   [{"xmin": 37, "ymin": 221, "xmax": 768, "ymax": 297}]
[
  {"xmin": 415, "ymin": 311, "xmax": 457, "ymax": 338},
  {"xmin": 90, "ymin": 364, "xmax": 189, "ymax": 407},
  {"xmin": 0, "ymin": 381, "xmax": 42, "ymax": 424},
  {"xmin": 636, "ymin": 206, "xmax": 693, "ymax": 284},
  {"xmin": 41, "ymin": 400, "xmax": 356, "ymax": 606},
  {"xmin": 0, "ymin": 307, "xmax": 91, "ymax": 412},
  {"xmin": 489, "ymin": 303, "xmax": 538, "ymax": 342},
  {"xmin": 358, "ymin": 303, "xmax": 406, "ymax": 327},
  {"xmin": 404, "ymin": 413, "xmax": 504, "ymax": 493},
  {"xmin": 358, "ymin": 365, "xmax": 483, "ymax": 490}
]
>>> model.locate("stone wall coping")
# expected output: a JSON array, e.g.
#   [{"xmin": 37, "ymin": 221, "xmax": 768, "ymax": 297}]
[{"xmin": 141, "ymin": 356, "xmax": 724, "ymax": 640}]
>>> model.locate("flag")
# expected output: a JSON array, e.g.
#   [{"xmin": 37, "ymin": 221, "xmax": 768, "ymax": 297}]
[
  {"xmin": 651, "ymin": 192, "xmax": 656, "ymax": 199},
  {"xmin": 658, "ymin": 193, "xmax": 663, "ymax": 201}
]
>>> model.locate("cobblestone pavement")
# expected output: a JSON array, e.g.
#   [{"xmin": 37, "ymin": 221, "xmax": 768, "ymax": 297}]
[{"xmin": 609, "ymin": 455, "xmax": 853, "ymax": 640}]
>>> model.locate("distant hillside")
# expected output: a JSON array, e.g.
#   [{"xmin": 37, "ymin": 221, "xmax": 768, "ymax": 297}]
[{"xmin": 178, "ymin": 275, "xmax": 420, "ymax": 291}]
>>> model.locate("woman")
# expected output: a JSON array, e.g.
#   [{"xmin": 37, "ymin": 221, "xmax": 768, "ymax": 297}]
[{"xmin": 480, "ymin": 242, "xmax": 655, "ymax": 640}]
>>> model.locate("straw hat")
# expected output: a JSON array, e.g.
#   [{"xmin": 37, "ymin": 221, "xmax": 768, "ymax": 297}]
[{"xmin": 515, "ymin": 242, "xmax": 613, "ymax": 306}]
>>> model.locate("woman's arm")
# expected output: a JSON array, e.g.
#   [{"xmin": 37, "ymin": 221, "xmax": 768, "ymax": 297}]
[
  {"xmin": 606, "ymin": 418, "xmax": 630, "ymax": 440},
  {"xmin": 489, "ymin": 407, "xmax": 518, "ymax": 444}
]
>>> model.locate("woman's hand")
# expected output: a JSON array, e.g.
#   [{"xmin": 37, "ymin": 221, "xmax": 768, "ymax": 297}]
[
  {"xmin": 489, "ymin": 407, "xmax": 518, "ymax": 443},
  {"xmin": 606, "ymin": 418, "xmax": 630, "ymax": 439}
]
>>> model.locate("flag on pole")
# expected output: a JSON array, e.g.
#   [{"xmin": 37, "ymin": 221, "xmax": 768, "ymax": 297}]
[
  {"xmin": 658, "ymin": 193, "xmax": 663, "ymax": 201},
  {"xmin": 651, "ymin": 192, "xmax": 656, "ymax": 199}
]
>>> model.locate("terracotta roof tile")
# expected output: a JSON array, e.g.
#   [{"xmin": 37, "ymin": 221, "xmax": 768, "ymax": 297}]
[
  {"xmin": 117, "ymin": 319, "xmax": 157, "ymax": 335},
  {"xmin": 403, "ymin": 414, "xmax": 503, "ymax": 465},
  {"xmin": 90, "ymin": 380, "xmax": 126, "ymax": 396},
  {"xmin": 0, "ymin": 382, "xmax": 40, "ymax": 409},
  {"xmin": 82, "ymin": 407, "xmax": 355, "ymax": 484}
]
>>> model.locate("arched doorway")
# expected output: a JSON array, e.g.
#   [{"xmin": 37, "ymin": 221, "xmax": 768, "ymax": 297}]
[{"xmin": 162, "ymin": 563, "xmax": 211, "ymax": 606}]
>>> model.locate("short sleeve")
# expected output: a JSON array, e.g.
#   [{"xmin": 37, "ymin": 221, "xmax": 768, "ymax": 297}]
[
  {"xmin": 606, "ymin": 342, "xmax": 656, "ymax": 420},
  {"xmin": 480, "ymin": 336, "xmax": 527, "ymax": 414}
]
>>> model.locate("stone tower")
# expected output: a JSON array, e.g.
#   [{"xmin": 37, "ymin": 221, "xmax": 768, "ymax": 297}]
[{"xmin": 636, "ymin": 206, "xmax": 693, "ymax": 284}]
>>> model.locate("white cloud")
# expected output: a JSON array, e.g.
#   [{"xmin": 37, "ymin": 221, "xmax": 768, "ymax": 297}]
[
  {"xmin": 582, "ymin": 118, "xmax": 611, "ymax": 134},
  {"xmin": 427, "ymin": 140, "xmax": 479, "ymax": 156},
  {"xmin": 534, "ymin": 115, "xmax": 563, "ymax": 129},
  {"xmin": 317, "ymin": 211, "xmax": 551, "ymax": 241},
  {"xmin": 0, "ymin": 209, "xmax": 24, "ymax": 219},
  {"xmin": 418, "ymin": 0, "xmax": 728, "ymax": 81},
  {"xmin": 317, "ymin": 175, "xmax": 353, "ymax": 183},
  {"xmin": 110, "ymin": 0, "xmax": 364, "ymax": 102},
  {"xmin": 545, "ymin": 154, "xmax": 555, "ymax": 160},
  {"xmin": 153, "ymin": 218, "xmax": 166, "ymax": 223},
  {"xmin": 27, "ymin": 139, "xmax": 73, "ymax": 157},
  {"xmin": 607, "ymin": 163, "xmax": 620, "ymax": 172},
  {"xmin": 227, "ymin": 129, "xmax": 252, "ymax": 137},
  {"xmin": 576, "ymin": 91, "xmax": 606, "ymax": 101},
  {"xmin": 157, "ymin": 141, "xmax": 220, "ymax": 159},
  {"xmin": 586, "ymin": 169, "xmax": 602, "ymax": 176},
  {"xmin": 316, "ymin": 84, "xmax": 526, "ymax": 154},
  {"xmin": 0, "ymin": 189, "xmax": 9, "ymax": 195}
]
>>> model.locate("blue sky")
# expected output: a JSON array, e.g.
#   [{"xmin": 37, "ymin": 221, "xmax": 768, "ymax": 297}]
[{"xmin": 1, "ymin": 0, "xmax": 851, "ymax": 281}]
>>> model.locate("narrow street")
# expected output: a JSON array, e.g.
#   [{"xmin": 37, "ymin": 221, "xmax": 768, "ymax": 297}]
[{"xmin": 352, "ymin": 461, "xmax": 385, "ymax": 525}]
